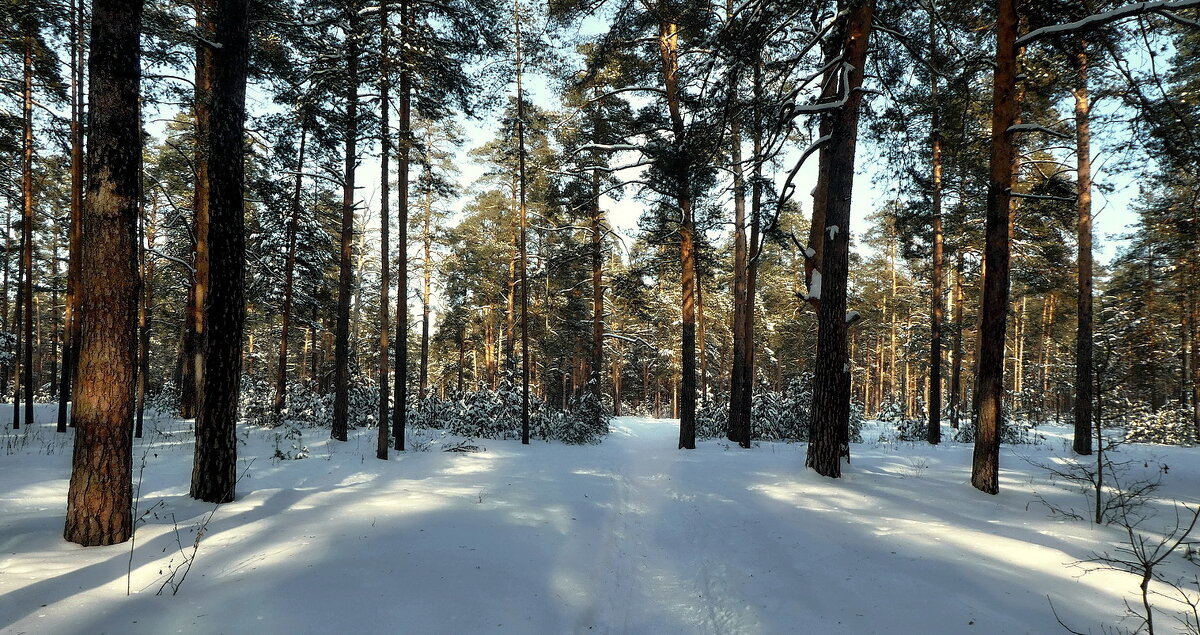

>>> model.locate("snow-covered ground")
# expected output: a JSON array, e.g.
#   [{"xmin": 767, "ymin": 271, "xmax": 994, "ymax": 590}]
[{"xmin": 2, "ymin": 407, "xmax": 1198, "ymax": 634}]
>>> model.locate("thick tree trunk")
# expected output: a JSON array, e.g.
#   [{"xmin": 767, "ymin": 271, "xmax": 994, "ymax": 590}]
[
  {"xmin": 377, "ymin": 1, "xmax": 392, "ymax": 460},
  {"xmin": 64, "ymin": 0, "xmax": 142, "ymax": 545},
  {"xmin": 971, "ymin": 0, "xmax": 1019, "ymax": 495},
  {"xmin": 274, "ymin": 119, "xmax": 307, "ymax": 415},
  {"xmin": 332, "ymin": 4, "xmax": 359, "ymax": 443},
  {"xmin": 806, "ymin": 0, "xmax": 873, "ymax": 478},
  {"xmin": 190, "ymin": 0, "xmax": 249, "ymax": 504},
  {"xmin": 1072, "ymin": 41, "xmax": 1094, "ymax": 456}
]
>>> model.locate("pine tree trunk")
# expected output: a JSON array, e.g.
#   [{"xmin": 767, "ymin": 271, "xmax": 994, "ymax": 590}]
[
  {"xmin": 728, "ymin": 99, "xmax": 748, "ymax": 446},
  {"xmin": 807, "ymin": 0, "xmax": 873, "ymax": 477},
  {"xmin": 136, "ymin": 202, "xmax": 156, "ymax": 439},
  {"xmin": 190, "ymin": 0, "xmax": 249, "ymax": 504},
  {"xmin": 658, "ymin": 19, "xmax": 697, "ymax": 449},
  {"xmin": 185, "ymin": 0, "xmax": 215, "ymax": 421},
  {"xmin": 419, "ymin": 132, "xmax": 433, "ymax": 399},
  {"xmin": 274, "ymin": 119, "xmax": 307, "ymax": 415},
  {"xmin": 737, "ymin": 60, "xmax": 764, "ymax": 449},
  {"xmin": 1072, "ymin": 40, "xmax": 1093, "ymax": 456},
  {"xmin": 16, "ymin": 37, "xmax": 34, "ymax": 430},
  {"xmin": 972, "ymin": 0, "xmax": 1019, "ymax": 495},
  {"xmin": 377, "ymin": 0, "xmax": 392, "ymax": 461},
  {"xmin": 59, "ymin": 0, "xmax": 86, "ymax": 430},
  {"xmin": 392, "ymin": 0, "xmax": 411, "ymax": 450},
  {"xmin": 516, "ymin": 0, "xmax": 531, "ymax": 445},
  {"xmin": 928, "ymin": 14, "xmax": 943, "ymax": 444},
  {"xmin": 590, "ymin": 168, "xmax": 604, "ymax": 423},
  {"xmin": 332, "ymin": 3, "xmax": 359, "ymax": 443},
  {"xmin": 64, "ymin": 0, "xmax": 142, "ymax": 545}
]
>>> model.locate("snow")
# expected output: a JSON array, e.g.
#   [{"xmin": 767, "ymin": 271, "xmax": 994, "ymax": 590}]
[
  {"xmin": 2, "ymin": 406, "xmax": 1199, "ymax": 634},
  {"xmin": 826, "ymin": 224, "xmax": 839, "ymax": 240},
  {"xmin": 808, "ymin": 269, "xmax": 822, "ymax": 300}
]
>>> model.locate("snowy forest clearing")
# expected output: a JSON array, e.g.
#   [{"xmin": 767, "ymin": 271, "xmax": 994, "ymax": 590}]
[{"xmin": 2, "ymin": 410, "xmax": 1198, "ymax": 634}]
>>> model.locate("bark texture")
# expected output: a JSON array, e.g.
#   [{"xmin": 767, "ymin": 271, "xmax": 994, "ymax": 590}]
[
  {"xmin": 806, "ymin": 0, "xmax": 873, "ymax": 478},
  {"xmin": 190, "ymin": 0, "xmax": 249, "ymax": 504},
  {"xmin": 64, "ymin": 0, "xmax": 142, "ymax": 546}
]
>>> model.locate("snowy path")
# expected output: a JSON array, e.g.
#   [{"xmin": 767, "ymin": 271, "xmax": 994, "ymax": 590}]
[{"xmin": 3, "ymin": 411, "xmax": 1198, "ymax": 634}]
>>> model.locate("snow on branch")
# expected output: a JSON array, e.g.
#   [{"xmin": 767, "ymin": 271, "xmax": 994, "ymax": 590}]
[{"xmin": 1016, "ymin": 0, "xmax": 1200, "ymax": 46}]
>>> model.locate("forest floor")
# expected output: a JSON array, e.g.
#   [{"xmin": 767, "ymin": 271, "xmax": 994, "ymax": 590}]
[{"xmin": 2, "ymin": 406, "xmax": 1199, "ymax": 634}]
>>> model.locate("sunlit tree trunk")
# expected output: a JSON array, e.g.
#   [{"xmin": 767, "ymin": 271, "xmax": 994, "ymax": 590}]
[
  {"xmin": 64, "ymin": 0, "xmax": 142, "ymax": 545},
  {"xmin": 1071, "ymin": 39, "xmax": 1093, "ymax": 456},
  {"xmin": 972, "ymin": 0, "xmax": 1020, "ymax": 495}
]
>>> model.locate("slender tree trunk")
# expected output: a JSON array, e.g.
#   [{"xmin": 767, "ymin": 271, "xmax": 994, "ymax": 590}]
[
  {"xmin": 332, "ymin": 4, "xmax": 359, "ymax": 443},
  {"xmin": 184, "ymin": 0, "xmax": 215, "ymax": 421},
  {"xmin": 190, "ymin": 0, "xmax": 249, "ymax": 503},
  {"xmin": 590, "ymin": 168, "xmax": 604, "ymax": 422},
  {"xmin": 419, "ymin": 130, "xmax": 433, "ymax": 398},
  {"xmin": 12, "ymin": 218, "xmax": 24, "ymax": 430},
  {"xmin": 728, "ymin": 88, "xmax": 749, "ymax": 446},
  {"xmin": 377, "ymin": 0, "xmax": 392, "ymax": 460},
  {"xmin": 274, "ymin": 118, "xmax": 307, "ymax": 414},
  {"xmin": 1072, "ymin": 40, "xmax": 1094, "ymax": 456},
  {"xmin": 136, "ymin": 202, "xmax": 157, "ymax": 439},
  {"xmin": 807, "ymin": 0, "xmax": 874, "ymax": 477},
  {"xmin": 59, "ymin": 0, "xmax": 85, "ymax": 430},
  {"xmin": 516, "ymin": 0, "xmax": 531, "ymax": 444},
  {"xmin": 738, "ymin": 58, "xmax": 765, "ymax": 449},
  {"xmin": 1, "ymin": 207, "xmax": 10, "ymax": 400},
  {"xmin": 392, "ymin": 0, "xmax": 411, "ymax": 450},
  {"xmin": 15, "ymin": 37, "xmax": 34, "ymax": 430},
  {"xmin": 64, "ymin": 0, "xmax": 142, "ymax": 545},
  {"xmin": 928, "ymin": 12, "xmax": 943, "ymax": 444},
  {"xmin": 972, "ymin": 0, "xmax": 1019, "ymax": 495}
]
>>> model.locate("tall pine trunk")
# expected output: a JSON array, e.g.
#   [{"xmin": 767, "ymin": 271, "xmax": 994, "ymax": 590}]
[
  {"xmin": 136, "ymin": 201, "xmax": 157, "ymax": 439},
  {"xmin": 64, "ymin": 0, "xmax": 142, "ymax": 545},
  {"xmin": 274, "ymin": 117, "xmax": 306, "ymax": 414},
  {"xmin": 657, "ymin": 19, "xmax": 697, "ymax": 449},
  {"xmin": 590, "ymin": 168, "xmax": 604, "ymax": 425},
  {"xmin": 190, "ymin": 0, "xmax": 249, "ymax": 503},
  {"xmin": 377, "ymin": 0, "xmax": 391, "ymax": 460},
  {"xmin": 332, "ymin": 3, "xmax": 360, "ymax": 443},
  {"xmin": 59, "ymin": 0, "xmax": 85, "ymax": 431},
  {"xmin": 928, "ymin": 12, "xmax": 944, "ymax": 445},
  {"xmin": 392, "ymin": 0, "xmax": 411, "ymax": 450},
  {"xmin": 806, "ymin": 0, "xmax": 873, "ymax": 477},
  {"xmin": 516, "ymin": 0, "xmax": 531, "ymax": 445},
  {"xmin": 728, "ymin": 84, "xmax": 749, "ymax": 446},
  {"xmin": 1072, "ymin": 40, "xmax": 1093, "ymax": 456},
  {"xmin": 971, "ymin": 0, "xmax": 1019, "ymax": 495}
]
